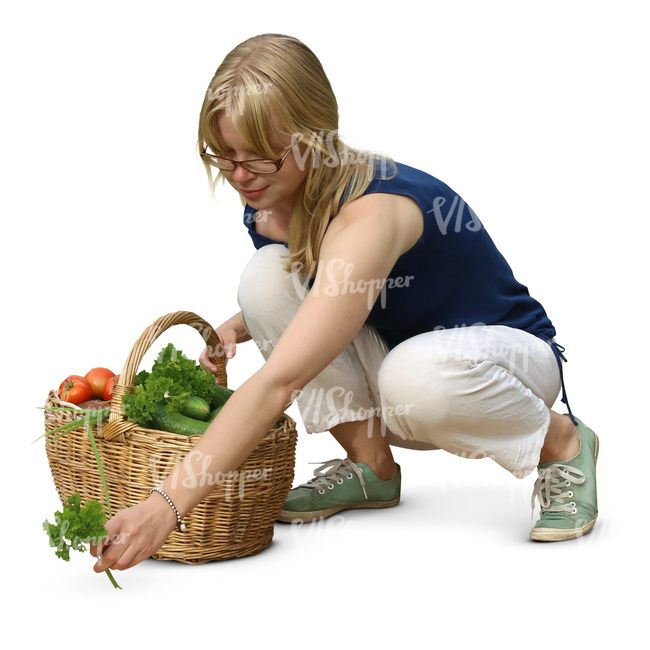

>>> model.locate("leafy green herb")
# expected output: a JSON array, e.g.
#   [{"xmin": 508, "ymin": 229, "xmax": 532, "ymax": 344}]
[
  {"xmin": 43, "ymin": 493, "xmax": 121, "ymax": 589},
  {"xmin": 43, "ymin": 494, "xmax": 105, "ymax": 561},
  {"xmin": 122, "ymin": 343, "xmax": 220, "ymax": 426},
  {"xmin": 37, "ymin": 407, "xmax": 121, "ymax": 588},
  {"xmin": 133, "ymin": 370, "xmax": 150, "ymax": 386}
]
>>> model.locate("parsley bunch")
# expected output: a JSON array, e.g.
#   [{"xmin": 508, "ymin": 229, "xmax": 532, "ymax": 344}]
[
  {"xmin": 121, "ymin": 343, "xmax": 219, "ymax": 426},
  {"xmin": 43, "ymin": 493, "xmax": 106, "ymax": 561},
  {"xmin": 43, "ymin": 493, "xmax": 121, "ymax": 589}
]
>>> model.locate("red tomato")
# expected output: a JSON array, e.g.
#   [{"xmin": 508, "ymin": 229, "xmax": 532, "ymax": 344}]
[
  {"xmin": 103, "ymin": 374, "xmax": 120, "ymax": 401},
  {"xmin": 85, "ymin": 367, "xmax": 115, "ymax": 399},
  {"xmin": 59, "ymin": 375, "xmax": 93, "ymax": 405}
]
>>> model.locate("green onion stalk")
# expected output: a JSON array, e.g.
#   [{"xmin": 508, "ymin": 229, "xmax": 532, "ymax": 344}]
[{"xmin": 35, "ymin": 406, "xmax": 122, "ymax": 589}]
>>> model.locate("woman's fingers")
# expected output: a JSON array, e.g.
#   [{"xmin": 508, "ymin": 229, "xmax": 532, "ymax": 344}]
[
  {"xmin": 199, "ymin": 330, "xmax": 237, "ymax": 384},
  {"xmin": 90, "ymin": 511, "xmax": 128, "ymax": 570},
  {"xmin": 91, "ymin": 499, "xmax": 175, "ymax": 574},
  {"xmin": 198, "ymin": 346, "xmax": 212, "ymax": 367},
  {"xmin": 221, "ymin": 329, "xmax": 237, "ymax": 359},
  {"xmin": 99, "ymin": 535, "xmax": 145, "ymax": 572},
  {"xmin": 89, "ymin": 514, "xmax": 119, "ymax": 558},
  {"xmin": 199, "ymin": 346, "xmax": 222, "ymax": 383},
  {"xmin": 93, "ymin": 533, "xmax": 131, "ymax": 573},
  {"xmin": 121, "ymin": 546, "xmax": 155, "ymax": 571},
  {"xmin": 88, "ymin": 536, "xmax": 110, "ymax": 559}
]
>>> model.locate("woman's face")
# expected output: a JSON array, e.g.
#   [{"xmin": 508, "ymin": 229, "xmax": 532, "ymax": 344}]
[{"xmin": 217, "ymin": 112, "xmax": 311, "ymax": 217}]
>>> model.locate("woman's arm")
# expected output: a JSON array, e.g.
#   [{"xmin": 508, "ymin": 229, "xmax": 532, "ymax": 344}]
[
  {"xmin": 155, "ymin": 371, "xmax": 290, "ymax": 519},
  {"xmin": 219, "ymin": 310, "xmax": 252, "ymax": 344},
  {"xmin": 91, "ymin": 367, "xmax": 291, "ymax": 572},
  {"xmin": 91, "ymin": 200, "xmax": 411, "ymax": 572}
]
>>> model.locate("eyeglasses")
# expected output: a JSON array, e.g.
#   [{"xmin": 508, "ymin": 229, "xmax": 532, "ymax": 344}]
[{"xmin": 200, "ymin": 144, "xmax": 293, "ymax": 174}]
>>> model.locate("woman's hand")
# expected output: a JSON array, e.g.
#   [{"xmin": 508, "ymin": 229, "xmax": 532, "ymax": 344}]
[
  {"xmin": 199, "ymin": 327, "xmax": 238, "ymax": 384},
  {"xmin": 89, "ymin": 494, "xmax": 178, "ymax": 573}
]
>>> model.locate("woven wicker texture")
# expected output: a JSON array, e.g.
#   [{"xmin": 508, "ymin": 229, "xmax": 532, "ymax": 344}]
[{"xmin": 44, "ymin": 311, "xmax": 298, "ymax": 563}]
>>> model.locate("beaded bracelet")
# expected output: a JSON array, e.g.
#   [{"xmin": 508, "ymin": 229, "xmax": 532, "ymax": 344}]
[{"xmin": 150, "ymin": 487, "xmax": 187, "ymax": 532}]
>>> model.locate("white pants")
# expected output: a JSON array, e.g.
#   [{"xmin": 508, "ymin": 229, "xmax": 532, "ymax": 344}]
[{"xmin": 237, "ymin": 244, "xmax": 562, "ymax": 479}]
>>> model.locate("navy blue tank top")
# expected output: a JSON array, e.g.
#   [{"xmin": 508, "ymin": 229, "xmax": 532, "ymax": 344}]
[{"xmin": 243, "ymin": 161, "xmax": 576, "ymax": 425}]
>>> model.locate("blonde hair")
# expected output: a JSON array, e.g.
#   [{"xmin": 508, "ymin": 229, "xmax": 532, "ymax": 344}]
[{"xmin": 197, "ymin": 33, "xmax": 397, "ymax": 279}]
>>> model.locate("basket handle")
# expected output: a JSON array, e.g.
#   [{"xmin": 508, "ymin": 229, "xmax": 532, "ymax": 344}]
[{"xmin": 102, "ymin": 311, "xmax": 227, "ymax": 442}]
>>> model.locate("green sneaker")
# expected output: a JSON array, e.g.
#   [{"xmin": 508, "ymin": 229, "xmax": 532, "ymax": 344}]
[
  {"xmin": 276, "ymin": 457, "xmax": 401, "ymax": 523},
  {"xmin": 530, "ymin": 415, "xmax": 599, "ymax": 541}
]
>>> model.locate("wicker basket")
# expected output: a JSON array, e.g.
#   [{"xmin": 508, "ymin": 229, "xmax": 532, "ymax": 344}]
[{"xmin": 43, "ymin": 310, "xmax": 298, "ymax": 563}]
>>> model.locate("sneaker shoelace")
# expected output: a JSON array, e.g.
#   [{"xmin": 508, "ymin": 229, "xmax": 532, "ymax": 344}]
[
  {"xmin": 531, "ymin": 463, "xmax": 585, "ymax": 520},
  {"xmin": 298, "ymin": 458, "xmax": 368, "ymax": 499}
]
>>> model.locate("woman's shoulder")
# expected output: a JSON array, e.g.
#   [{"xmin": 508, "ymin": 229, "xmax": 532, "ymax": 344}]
[{"xmin": 329, "ymin": 191, "xmax": 424, "ymax": 257}]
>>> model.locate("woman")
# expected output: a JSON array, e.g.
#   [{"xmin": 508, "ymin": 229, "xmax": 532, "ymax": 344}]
[{"xmin": 90, "ymin": 34, "xmax": 599, "ymax": 573}]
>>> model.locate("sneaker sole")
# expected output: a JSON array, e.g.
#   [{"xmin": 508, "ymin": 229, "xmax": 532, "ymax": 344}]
[
  {"xmin": 276, "ymin": 497, "xmax": 400, "ymax": 523},
  {"xmin": 530, "ymin": 432, "xmax": 599, "ymax": 542}
]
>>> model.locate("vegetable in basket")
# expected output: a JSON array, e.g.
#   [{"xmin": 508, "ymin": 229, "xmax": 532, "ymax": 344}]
[
  {"xmin": 84, "ymin": 367, "xmax": 115, "ymax": 399},
  {"xmin": 181, "ymin": 395, "xmax": 211, "ymax": 421},
  {"xmin": 59, "ymin": 367, "xmax": 117, "ymax": 405},
  {"xmin": 150, "ymin": 402, "xmax": 224, "ymax": 437},
  {"xmin": 120, "ymin": 343, "xmax": 283, "ymax": 436},
  {"xmin": 121, "ymin": 343, "xmax": 235, "ymax": 436},
  {"xmin": 58, "ymin": 375, "xmax": 93, "ymax": 405},
  {"xmin": 78, "ymin": 400, "xmax": 111, "ymax": 410},
  {"xmin": 103, "ymin": 373, "xmax": 120, "ymax": 401}
]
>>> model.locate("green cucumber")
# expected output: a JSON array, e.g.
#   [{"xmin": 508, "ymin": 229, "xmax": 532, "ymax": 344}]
[
  {"xmin": 207, "ymin": 406, "xmax": 222, "ymax": 422},
  {"xmin": 150, "ymin": 402, "xmax": 209, "ymax": 437},
  {"xmin": 181, "ymin": 395, "xmax": 211, "ymax": 421},
  {"xmin": 210, "ymin": 384, "xmax": 235, "ymax": 410}
]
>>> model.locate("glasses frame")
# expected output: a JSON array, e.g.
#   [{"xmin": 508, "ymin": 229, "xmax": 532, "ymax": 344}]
[{"xmin": 200, "ymin": 144, "xmax": 293, "ymax": 174}]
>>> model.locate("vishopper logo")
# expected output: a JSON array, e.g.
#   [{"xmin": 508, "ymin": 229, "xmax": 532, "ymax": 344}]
[
  {"xmin": 426, "ymin": 322, "xmax": 549, "ymax": 374},
  {"xmin": 426, "ymin": 194, "xmax": 482, "ymax": 235},
  {"xmin": 288, "ymin": 258, "xmax": 415, "ymax": 309},
  {"xmin": 149, "ymin": 451, "xmax": 184, "ymax": 485},
  {"xmin": 199, "ymin": 328, "xmax": 274, "ymax": 358},
  {"xmin": 286, "ymin": 385, "xmax": 413, "ymax": 433},
  {"xmin": 44, "ymin": 515, "xmax": 129, "ymax": 551},
  {"xmin": 453, "ymin": 449, "xmax": 498, "ymax": 462},
  {"xmin": 251, "ymin": 338, "xmax": 275, "ymax": 353},
  {"xmin": 573, "ymin": 518, "xmax": 603, "ymax": 545},
  {"xmin": 45, "ymin": 405, "xmax": 112, "ymax": 429},
  {"xmin": 149, "ymin": 451, "xmax": 273, "ymax": 502},
  {"xmin": 287, "ymin": 514, "xmax": 354, "ymax": 553},
  {"xmin": 206, "ymin": 82, "xmax": 274, "ymax": 118},
  {"xmin": 289, "ymin": 130, "xmax": 392, "ymax": 177},
  {"xmin": 244, "ymin": 208, "xmax": 273, "ymax": 226}
]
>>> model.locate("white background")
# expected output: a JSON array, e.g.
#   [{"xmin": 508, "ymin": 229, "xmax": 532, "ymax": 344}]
[{"xmin": 2, "ymin": 0, "xmax": 647, "ymax": 647}]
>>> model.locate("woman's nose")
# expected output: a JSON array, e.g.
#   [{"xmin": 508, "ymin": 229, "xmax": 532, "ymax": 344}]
[{"xmin": 232, "ymin": 165, "xmax": 257, "ymax": 183}]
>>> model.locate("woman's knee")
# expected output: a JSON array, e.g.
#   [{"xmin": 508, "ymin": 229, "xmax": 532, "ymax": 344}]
[
  {"xmin": 237, "ymin": 244, "xmax": 301, "ymax": 324},
  {"xmin": 377, "ymin": 339, "xmax": 460, "ymax": 431},
  {"xmin": 238, "ymin": 244, "xmax": 289, "ymax": 295}
]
